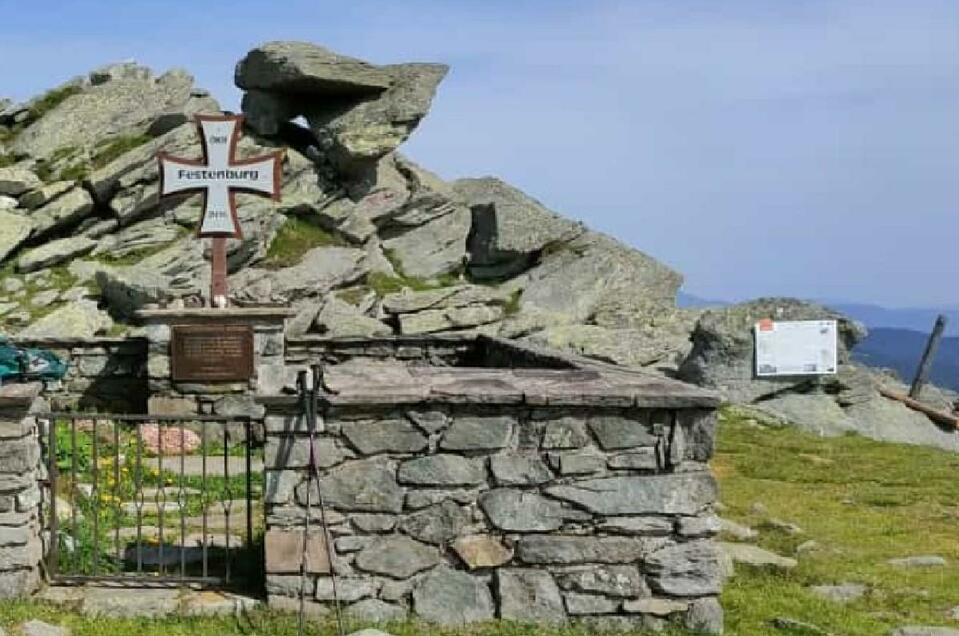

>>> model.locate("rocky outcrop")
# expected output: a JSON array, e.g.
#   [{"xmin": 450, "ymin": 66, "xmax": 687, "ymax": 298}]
[
  {"xmin": 236, "ymin": 41, "xmax": 447, "ymax": 175},
  {"xmin": 1, "ymin": 40, "xmax": 950, "ymax": 464},
  {"xmin": 0, "ymin": 42, "xmax": 691, "ymax": 361},
  {"xmin": 678, "ymin": 297, "xmax": 866, "ymax": 403}
]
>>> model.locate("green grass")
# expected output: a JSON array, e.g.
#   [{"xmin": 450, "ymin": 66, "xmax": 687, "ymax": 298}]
[
  {"xmin": 26, "ymin": 85, "xmax": 82, "ymax": 124},
  {"xmin": 503, "ymin": 289, "xmax": 523, "ymax": 316},
  {"xmin": 715, "ymin": 407, "xmax": 959, "ymax": 635},
  {"xmin": 0, "ymin": 601, "xmax": 690, "ymax": 636},
  {"xmin": 1, "ymin": 85, "xmax": 83, "ymax": 143},
  {"xmin": 365, "ymin": 249, "xmax": 462, "ymax": 296},
  {"xmin": 262, "ymin": 215, "xmax": 346, "ymax": 269},
  {"xmin": 94, "ymin": 230, "xmax": 188, "ymax": 267},
  {"xmin": 14, "ymin": 404, "xmax": 959, "ymax": 635},
  {"xmin": 91, "ymin": 134, "xmax": 152, "ymax": 169}
]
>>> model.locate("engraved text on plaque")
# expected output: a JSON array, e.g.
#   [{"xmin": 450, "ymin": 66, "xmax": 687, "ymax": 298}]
[{"xmin": 171, "ymin": 324, "xmax": 254, "ymax": 382}]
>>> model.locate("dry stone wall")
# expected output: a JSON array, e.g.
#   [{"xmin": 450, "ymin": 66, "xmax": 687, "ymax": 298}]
[
  {"xmin": 11, "ymin": 337, "xmax": 147, "ymax": 412},
  {"xmin": 0, "ymin": 384, "xmax": 46, "ymax": 598},
  {"xmin": 262, "ymin": 400, "xmax": 723, "ymax": 633}
]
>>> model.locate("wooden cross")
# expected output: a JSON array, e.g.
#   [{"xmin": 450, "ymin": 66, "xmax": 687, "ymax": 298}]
[{"xmin": 157, "ymin": 114, "xmax": 282, "ymax": 306}]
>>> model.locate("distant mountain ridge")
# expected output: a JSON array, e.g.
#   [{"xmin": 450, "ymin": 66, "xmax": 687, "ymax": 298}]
[
  {"xmin": 821, "ymin": 302, "xmax": 959, "ymax": 337},
  {"xmin": 852, "ymin": 328, "xmax": 959, "ymax": 392}
]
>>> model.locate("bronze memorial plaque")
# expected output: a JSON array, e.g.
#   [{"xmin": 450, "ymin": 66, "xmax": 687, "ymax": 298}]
[{"xmin": 171, "ymin": 324, "xmax": 254, "ymax": 382}]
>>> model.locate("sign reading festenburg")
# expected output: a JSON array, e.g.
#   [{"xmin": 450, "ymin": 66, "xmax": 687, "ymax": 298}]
[{"xmin": 754, "ymin": 319, "xmax": 838, "ymax": 377}]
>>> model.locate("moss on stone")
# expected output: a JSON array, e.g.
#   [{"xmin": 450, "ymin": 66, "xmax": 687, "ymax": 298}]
[
  {"xmin": 57, "ymin": 162, "xmax": 89, "ymax": 183},
  {"xmin": 262, "ymin": 215, "xmax": 346, "ymax": 269},
  {"xmin": 25, "ymin": 85, "xmax": 83, "ymax": 124},
  {"xmin": 503, "ymin": 289, "xmax": 523, "ymax": 316},
  {"xmin": 91, "ymin": 134, "xmax": 152, "ymax": 169},
  {"xmin": 337, "ymin": 285, "xmax": 371, "ymax": 305}
]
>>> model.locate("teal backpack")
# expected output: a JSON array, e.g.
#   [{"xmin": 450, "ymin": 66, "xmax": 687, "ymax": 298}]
[{"xmin": 0, "ymin": 339, "xmax": 68, "ymax": 383}]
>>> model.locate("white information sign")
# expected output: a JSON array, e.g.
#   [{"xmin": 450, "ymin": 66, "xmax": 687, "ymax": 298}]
[{"xmin": 754, "ymin": 319, "xmax": 838, "ymax": 376}]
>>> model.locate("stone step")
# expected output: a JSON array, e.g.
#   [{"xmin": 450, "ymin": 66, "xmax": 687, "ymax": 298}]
[{"xmin": 143, "ymin": 455, "xmax": 264, "ymax": 477}]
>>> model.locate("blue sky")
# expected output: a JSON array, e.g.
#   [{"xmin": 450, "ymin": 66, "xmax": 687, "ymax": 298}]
[{"xmin": 1, "ymin": 0, "xmax": 957, "ymax": 308}]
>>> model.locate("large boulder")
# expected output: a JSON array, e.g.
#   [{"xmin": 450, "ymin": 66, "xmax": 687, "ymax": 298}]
[
  {"xmin": 0, "ymin": 167, "xmax": 41, "ymax": 197},
  {"xmin": 677, "ymin": 297, "xmax": 867, "ymax": 403},
  {"xmin": 507, "ymin": 230, "xmax": 683, "ymax": 330},
  {"xmin": 17, "ymin": 236, "xmax": 96, "ymax": 272},
  {"xmin": 10, "ymin": 65, "xmax": 196, "ymax": 159},
  {"xmin": 18, "ymin": 300, "xmax": 113, "ymax": 339},
  {"xmin": 453, "ymin": 176, "xmax": 584, "ymax": 280},
  {"xmin": 236, "ymin": 41, "xmax": 447, "ymax": 174},
  {"xmin": 230, "ymin": 245, "xmax": 367, "ymax": 304},
  {"xmin": 0, "ymin": 211, "xmax": 33, "ymax": 263}
]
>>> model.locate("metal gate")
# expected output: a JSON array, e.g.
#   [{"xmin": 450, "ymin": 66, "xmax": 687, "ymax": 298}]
[{"xmin": 41, "ymin": 412, "xmax": 258, "ymax": 587}]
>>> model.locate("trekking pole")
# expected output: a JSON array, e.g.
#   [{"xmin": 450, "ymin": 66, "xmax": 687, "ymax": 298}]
[
  {"xmin": 296, "ymin": 370, "xmax": 309, "ymax": 636},
  {"xmin": 310, "ymin": 363, "xmax": 344, "ymax": 636},
  {"xmin": 296, "ymin": 366, "xmax": 344, "ymax": 636}
]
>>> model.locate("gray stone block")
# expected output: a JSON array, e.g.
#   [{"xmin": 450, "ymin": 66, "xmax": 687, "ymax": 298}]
[
  {"xmin": 497, "ymin": 568, "xmax": 566, "ymax": 623},
  {"xmin": 480, "ymin": 489, "xmax": 574, "ymax": 532},
  {"xmin": 265, "ymin": 413, "xmax": 313, "ymax": 434},
  {"xmin": 264, "ymin": 470, "xmax": 300, "ymax": 505},
  {"xmin": 517, "ymin": 536, "xmax": 646, "ymax": 565},
  {"xmin": 565, "ymin": 592, "xmax": 619, "ymax": 615},
  {"xmin": 440, "ymin": 416, "xmax": 512, "ymax": 451},
  {"xmin": 265, "ymin": 436, "xmax": 346, "ymax": 469},
  {"xmin": 400, "ymin": 500, "xmax": 469, "ymax": 545},
  {"xmin": 354, "ymin": 536, "xmax": 440, "ymax": 579},
  {"xmin": 266, "ymin": 573, "xmax": 311, "ymax": 596},
  {"xmin": 351, "ymin": 514, "xmax": 397, "ymax": 533},
  {"xmin": 676, "ymin": 410, "xmax": 717, "ymax": 462},
  {"xmin": 541, "ymin": 417, "xmax": 590, "ymax": 449},
  {"xmin": 608, "ymin": 448, "xmax": 659, "ymax": 470},
  {"xmin": 412, "ymin": 566, "xmax": 495, "ymax": 625},
  {"xmin": 684, "ymin": 596, "xmax": 724, "ymax": 635},
  {"xmin": 544, "ymin": 473, "xmax": 717, "ymax": 515},
  {"xmin": 555, "ymin": 565, "xmax": 648, "ymax": 598},
  {"xmin": 342, "ymin": 419, "xmax": 427, "ymax": 455},
  {"xmin": 315, "ymin": 576, "xmax": 379, "ymax": 602},
  {"xmin": 405, "ymin": 489, "xmax": 478, "ymax": 510},
  {"xmin": 552, "ymin": 451, "xmax": 606, "ymax": 476},
  {"xmin": 677, "ymin": 514, "xmax": 721, "ymax": 538},
  {"xmin": 0, "ymin": 438, "xmax": 39, "ymax": 474},
  {"xmin": 0, "ymin": 538, "xmax": 41, "ymax": 570},
  {"xmin": 589, "ymin": 415, "xmax": 658, "ymax": 450},
  {"xmin": 599, "ymin": 516, "xmax": 674, "ymax": 536},
  {"xmin": 644, "ymin": 540, "xmax": 725, "ymax": 597},
  {"xmin": 490, "ymin": 454, "xmax": 552, "ymax": 486},
  {"xmin": 622, "ymin": 597, "xmax": 689, "ymax": 616},
  {"xmin": 406, "ymin": 410, "xmax": 449, "ymax": 434},
  {"xmin": 397, "ymin": 455, "xmax": 485, "ymax": 486},
  {"xmin": 297, "ymin": 458, "xmax": 403, "ymax": 513},
  {"xmin": 0, "ymin": 567, "xmax": 39, "ymax": 599},
  {"xmin": 214, "ymin": 394, "xmax": 266, "ymax": 419}
]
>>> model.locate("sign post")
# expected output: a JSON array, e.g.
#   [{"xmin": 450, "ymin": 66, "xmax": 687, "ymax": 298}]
[{"xmin": 157, "ymin": 114, "xmax": 282, "ymax": 307}]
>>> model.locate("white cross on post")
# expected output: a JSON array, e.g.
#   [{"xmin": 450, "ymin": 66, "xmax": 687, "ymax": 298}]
[{"xmin": 157, "ymin": 114, "xmax": 282, "ymax": 306}]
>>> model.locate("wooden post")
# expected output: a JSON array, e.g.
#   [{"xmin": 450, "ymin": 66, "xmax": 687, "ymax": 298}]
[
  {"xmin": 909, "ymin": 314, "xmax": 947, "ymax": 399},
  {"xmin": 210, "ymin": 237, "xmax": 228, "ymax": 307}
]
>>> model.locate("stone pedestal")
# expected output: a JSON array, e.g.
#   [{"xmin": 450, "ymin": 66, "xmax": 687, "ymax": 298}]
[
  {"xmin": 0, "ymin": 383, "xmax": 46, "ymax": 598},
  {"xmin": 137, "ymin": 308, "xmax": 292, "ymax": 419}
]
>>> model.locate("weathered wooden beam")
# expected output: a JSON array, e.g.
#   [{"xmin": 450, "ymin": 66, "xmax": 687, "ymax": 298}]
[
  {"xmin": 909, "ymin": 314, "xmax": 948, "ymax": 399},
  {"xmin": 879, "ymin": 386, "xmax": 959, "ymax": 429}
]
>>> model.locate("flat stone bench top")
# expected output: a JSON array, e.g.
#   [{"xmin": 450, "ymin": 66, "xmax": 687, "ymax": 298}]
[{"xmin": 315, "ymin": 361, "xmax": 720, "ymax": 408}]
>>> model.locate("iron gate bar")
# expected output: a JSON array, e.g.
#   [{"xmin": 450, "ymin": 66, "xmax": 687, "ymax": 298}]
[{"xmin": 41, "ymin": 412, "xmax": 256, "ymax": 587}]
